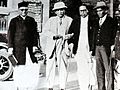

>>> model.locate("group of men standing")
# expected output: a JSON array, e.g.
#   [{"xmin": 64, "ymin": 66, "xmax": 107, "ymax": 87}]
[
  {"xmin": 43, "ymin": 1, "xmax": 118, "ymax": 90},
  {"xmin": 7, "ymin": 0, "xmax": 120, "ymax": 90},
  {"xmin": 68, "ymin": 1, "xmax": 117, "ymax": 90}
]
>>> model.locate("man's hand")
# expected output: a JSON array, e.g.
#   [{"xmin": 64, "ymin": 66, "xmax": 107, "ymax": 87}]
[
  {"xmin": 111, "ymin": 51, "xmax": 115, "ymax": 58},
  {"xmin": 33, "ymin": 46, "xmax": 38, "ymax": 52},
  {"xmin": 8, "ymin": 48, "xmax": 13, "ymax": 55},
  {"xmin": 68, "ymin": 43, "xmax": 74, "ymax": 58},
  {"xmin": 111, "ymin": 45, "xmax": 115, "ymax": 58},
  {"xmin": 64, "ymin": 33, "xmax": 74, "ymax": 40},
  {"xmin": 111, "ymin": 45, "xmax": 115, "ymax": 51},
  {"xmin": 68, "ymin": 43, "xmax": 73, "ymax": 51}
]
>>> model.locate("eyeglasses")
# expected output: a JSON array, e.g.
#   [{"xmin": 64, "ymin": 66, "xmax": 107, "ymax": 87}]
[
  {"xmin": 20, "ymin": 9, "xmax": 28, "ymax": 11},
  {"xmin": 96, "ymin": 9, "xmax": 104, "ymax": 13},
  {"xmin": 79, "ymin": 9, "xmax": 87, "ymax": 12}
]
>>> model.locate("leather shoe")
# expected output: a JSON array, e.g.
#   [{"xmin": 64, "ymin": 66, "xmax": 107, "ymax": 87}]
[
  {"xmin": 61, "ymin": 89, "xmax": 64, "ymax": 90},
  {"xmin": 48, "ymin": 88, "xmax": 53, "ymax": 90}
]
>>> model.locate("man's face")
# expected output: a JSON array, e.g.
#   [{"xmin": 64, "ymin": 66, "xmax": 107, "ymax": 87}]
[
  {"xmin": 19, "ymin": 7, "xmax": 28, "ymax": 17},
  {"xmin": 55, "ymin": 8, "xmax": 65, "ymax": 18},
  {"xmin": 96, "ymin": 8, "xmax": 106, "ymax": 18},
  {"xmin": 79, "ymin": 6, "xmax": 88, "ymax": 18}
]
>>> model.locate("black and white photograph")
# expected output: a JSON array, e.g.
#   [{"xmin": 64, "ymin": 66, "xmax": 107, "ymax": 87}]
[{"xmin": 0, "ymin": 0, "xmax": 120, "ymax": 90}]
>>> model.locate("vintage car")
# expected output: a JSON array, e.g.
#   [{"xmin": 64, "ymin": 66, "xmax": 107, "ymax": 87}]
[{"xmin": 0, "ymin": 33, "xmax": 14, "ymax": 81}]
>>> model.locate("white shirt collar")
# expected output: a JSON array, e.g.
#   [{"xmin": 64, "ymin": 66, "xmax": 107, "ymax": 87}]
[
  {"xmin": 56, "ymin": 15, "xmax": 66, "ymax": 25},
  {"xmin": 20, "ymin": 15, "xmax": 27, "ymax": 20},
  {"xmin": 57, "ymin": 15, "xmax": 65, "ymax": 20},
  {"xmin": 81, "ymin": 15, "xmax": 88, "ymax": 20},
  {"xmin": 99, "ymin": 14, "xmax": 107, "ymax": 25}
]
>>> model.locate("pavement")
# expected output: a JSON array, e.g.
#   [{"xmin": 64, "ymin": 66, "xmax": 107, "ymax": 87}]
[
  {"xmin": 37, "ymin": 60, "xmax": 80, "ymax": 90},
  {"xmin": 0, "ymin": 59, "xmax": 98, "ymax": 90}
]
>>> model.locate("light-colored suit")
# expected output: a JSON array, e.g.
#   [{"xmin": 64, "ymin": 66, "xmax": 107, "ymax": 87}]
[{"xmin": 43, "ymin": 15, "xmax": 72, "ymax": 89}]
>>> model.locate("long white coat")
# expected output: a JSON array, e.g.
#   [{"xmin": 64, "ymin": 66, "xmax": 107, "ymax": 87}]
[
  {"xmin": 43, "ymin": 15, "xmax": 72, "ymax": 89},
  {"xmin": 43, "ymin": 15, "xmax": 72, "ymax": 58}
]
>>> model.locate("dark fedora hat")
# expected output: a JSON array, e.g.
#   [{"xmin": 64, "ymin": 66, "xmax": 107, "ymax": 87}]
[
  {"xmin": 94, "ymin": 1, "xmax": 108, "ymax": 9},
  {"xmin": 18, "ymin": 1, "xmax": 29, "ymax": 8}
]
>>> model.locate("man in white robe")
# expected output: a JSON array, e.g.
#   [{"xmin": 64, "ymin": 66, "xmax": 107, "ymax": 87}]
[{"xmin": 68, "ymin": 4, "xmax": 96, "ymax": 90}]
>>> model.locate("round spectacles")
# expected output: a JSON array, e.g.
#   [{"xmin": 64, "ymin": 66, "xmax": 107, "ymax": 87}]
[{"xmin": 20, "ymin": 9, "xmax": 28, "ymax": 11}]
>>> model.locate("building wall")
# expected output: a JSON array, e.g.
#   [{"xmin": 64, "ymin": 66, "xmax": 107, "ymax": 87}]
[
  {"xmin": 81, "ymin": 0, "xmax": 99, "ymax": 5},
  {"xmin": 41, "ymin": 0, "xmax": 49, "ymax": 25}
]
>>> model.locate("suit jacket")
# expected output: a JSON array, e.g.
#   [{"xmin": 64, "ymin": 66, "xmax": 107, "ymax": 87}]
[
  {"xmin": 43, "ymin": 15, "xmax": 72, "ymax": 58},
  {"xmin": 7, "ymin": 15, "xmax": 39, "ymax": 65},
  {"xmin": 92, "ymin": 15, "xmax": 117, "ymax": 55},
  {"xmin": 68, "ymin": 15, "xmax": 94, "ymax": 54}
]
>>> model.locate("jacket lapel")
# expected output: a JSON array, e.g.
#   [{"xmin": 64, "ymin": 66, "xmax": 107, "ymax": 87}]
[{"xmin": 99, "ymin": 15, "xmax": 108, "ymax": 28}]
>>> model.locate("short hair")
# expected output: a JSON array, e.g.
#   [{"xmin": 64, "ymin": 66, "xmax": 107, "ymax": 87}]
[{"xmin": 18, "ymin": 1, "xmax": 29, "ymax": 8}]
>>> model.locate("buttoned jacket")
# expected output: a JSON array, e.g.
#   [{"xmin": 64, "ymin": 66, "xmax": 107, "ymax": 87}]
[
  {"xmin": 92, "ymin": 15, "xmax": 117, "ymax": 55},
  {"xmin": 8, "ymin": 15, "xmax": 39, "ymax": 65}
]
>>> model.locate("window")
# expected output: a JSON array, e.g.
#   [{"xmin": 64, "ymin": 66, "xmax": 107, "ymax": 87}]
[
  {"xmin": 0, "ymin": 15, "xmax": 8, "ymax": 31},
  {"xmin": 0, "ymin": 0, "xmax": 7, "ymax": 7}
]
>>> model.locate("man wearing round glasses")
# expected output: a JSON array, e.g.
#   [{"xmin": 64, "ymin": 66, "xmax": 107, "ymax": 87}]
[
  {"xmin": 19, "ymin": 8, "xmax": 28, "ymax": 18},
  {"xmin": 68, "ymin": 4, "xmax": 96, "ymax": 90},
  {"xmin": 7, "ymin": 1, "xmax": 39, "ymax": 90}
]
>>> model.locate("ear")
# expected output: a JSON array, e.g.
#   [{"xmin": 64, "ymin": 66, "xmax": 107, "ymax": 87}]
[
  {"xmin": 86, "ymin": 9, "xmax": 89, "ymax": 13},
  {"xmin": 54, "ymin": 11, "xmax": 57, "ymax": 15},
  {"xmin": 105, "ymin": 10, "xmax": 108, "ymax": 14}
]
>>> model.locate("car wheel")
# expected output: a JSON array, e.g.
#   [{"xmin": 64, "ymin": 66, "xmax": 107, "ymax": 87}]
[{"xmin": 0, "ymin": 50, "xmax": 13, "ymax": 81}]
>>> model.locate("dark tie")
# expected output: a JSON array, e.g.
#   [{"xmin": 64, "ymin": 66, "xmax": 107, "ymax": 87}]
[{"xmin": 59, "ymin": 18, "xmax": 62, "ymax": 25}]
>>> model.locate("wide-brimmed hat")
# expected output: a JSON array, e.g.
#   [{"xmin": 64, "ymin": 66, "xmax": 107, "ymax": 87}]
[
  {"xmin": 52, "ymin": 2, "xmax": 67, "ymax": 11},
  {"xmin": 94, "ymin": 1, "xmax": 108, "ymax": 9}
]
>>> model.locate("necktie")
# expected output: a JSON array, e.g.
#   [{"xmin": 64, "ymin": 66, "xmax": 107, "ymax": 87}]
[
  {"xmin": 59, "ymin": 18, "xmax": 62, "ymax": 25},
  {"xmin": 99, "ymin": 18, "xmax": 102, "ymax": 26}
]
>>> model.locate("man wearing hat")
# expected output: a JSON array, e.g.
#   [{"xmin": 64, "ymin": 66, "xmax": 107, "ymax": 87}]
[
  {"xmin": 92, "ymin": 1, "xmax": 117, "ymax": 90},
  {"xmin": 7, "ymin": 1, "xmax": 39, "ymax": 90},
  {"xmin": 43, "ymin": 1, "xmax": 73, "ymax": 90}
]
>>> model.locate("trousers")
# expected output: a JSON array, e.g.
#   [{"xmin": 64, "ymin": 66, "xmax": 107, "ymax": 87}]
[
  {"xmin": 46, "ymin": 49, "xmax": 68, "ymax": 89},
  {"xmin": 114, "ymin": 60, "xmax": 120, "ymax": 89},
  {"xmin": 95, "ymin": 46, "xmax": 114, "ymax": 90}
]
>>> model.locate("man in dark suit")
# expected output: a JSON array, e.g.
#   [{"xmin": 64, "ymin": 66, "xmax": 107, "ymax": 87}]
[
  {"xmin": 68, "ymin": 4, "xmax": 95, "ymax": 90},
  {"xmin": 7, "ymin": 1, "xmax": 39, "ymax": 89},
  {"xmin": 7, "ymin": 1, "xmax": 38, "ymax": 65},
  {"xmin": 93, "ymin": 1, "xmax": 117, "ymax": 90}
]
